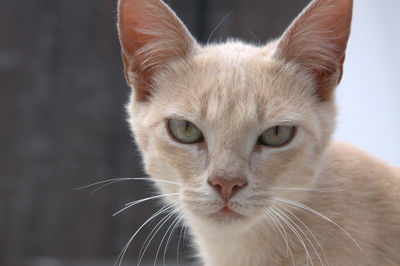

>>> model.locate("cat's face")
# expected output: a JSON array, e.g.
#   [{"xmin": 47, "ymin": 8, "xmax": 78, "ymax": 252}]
[
  {"xmin": 118, "ymin": 0, "xmax": 351, "ymax": 232},
  {"xmin": 128, "ymin": 41, "xmax": 335, "ymax": 231}
]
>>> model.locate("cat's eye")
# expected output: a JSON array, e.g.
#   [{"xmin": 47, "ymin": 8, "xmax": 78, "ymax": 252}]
[
  {"xmin": 168, "ymin": 119, "xmax": 203, "ymax": 144},
  {"xmin": 259, "ymin": 126, "xmax": 296, "ymax": 147}
]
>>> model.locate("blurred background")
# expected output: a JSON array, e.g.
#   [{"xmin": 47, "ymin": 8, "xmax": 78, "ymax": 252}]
[{"xmin": 1, "ymin": 0, "xmax": 398, "ymax": 265}]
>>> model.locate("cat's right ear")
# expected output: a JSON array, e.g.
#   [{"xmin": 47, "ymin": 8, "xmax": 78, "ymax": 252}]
[
  {"xmin": 273, "ymin": 0, "xmax": 353, "ymax": 101},
  {"xmin": 118, "ymin": 0, "xmax": 197, "ymax": 102}
]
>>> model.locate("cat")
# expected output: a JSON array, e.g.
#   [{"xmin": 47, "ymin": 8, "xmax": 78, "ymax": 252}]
[{"xmin": 117, "ymin": 0, "xmax": 400, "ymax": 265}]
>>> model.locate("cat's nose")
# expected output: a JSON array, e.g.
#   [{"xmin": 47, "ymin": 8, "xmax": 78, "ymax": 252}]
[{"xmin": 208, "ymin": 177, "xmax": 248, "ymax": 203}]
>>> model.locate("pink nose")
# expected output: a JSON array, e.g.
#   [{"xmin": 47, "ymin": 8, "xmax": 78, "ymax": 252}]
[{"xmin": 208, "ymin": 177, "xmax": 248, "ymax": 203}]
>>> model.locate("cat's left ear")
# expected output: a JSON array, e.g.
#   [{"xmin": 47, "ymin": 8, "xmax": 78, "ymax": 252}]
[
  {"xmin": 118, "ymin": 0, "xmax": 197, "ymax": 102},
  {"xmin": 273, "ymin": 0, "xmax": 353, "ymax": 101}
]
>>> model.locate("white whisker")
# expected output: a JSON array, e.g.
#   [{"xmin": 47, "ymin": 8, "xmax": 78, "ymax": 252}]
[
  {"xmin": 207, "ymin": 11, "xmax": 234, "ymax": 44},
  {"xmin": 154, "ymin": 211, "xmax": 184, "ymax": 266},
  {"xmin": 275, "ymin": 207, "xmax": 323, "ymax": 266},
  {"xmin": 271, "ymin": 207, "xmax": 313, "ymax": 266},
  {"xmin": 176, "ymin": 222, "xmax": 185, "ymax": 266},
  {"xmin": 274, "ymin": 197, "xmax": 362, "ymax": 251},
  {"xmin": 137, "ymin": 210, "xmax": 177, "ymax": 265},
  {"xmin": 113, "ymin": 193, "xmax": 180, "ymax": 217},
  {"xmin": 163, "ymin": 212, "xmax": 186, "ymax": 266},
  {"xmin": 114, "ymin": 201, "xmax": 178, "ymax": 266},
  {"xmin": 280, "ymin": 205, "xmax": 330, "ymax": 266},
  {"xmin": 75, "ymin": 177, "xmax": 181, "ymax": 194},
  {"xmin": 271, "ymin": 187, "xmax": 340, "ymax": 192},
  {"xmin": 246, "ymin": 30, "xmax": 262, "ymax": 45},
  {"xmin": 263, "ymin": 208, "xmax": 295, "ymax": 265}
]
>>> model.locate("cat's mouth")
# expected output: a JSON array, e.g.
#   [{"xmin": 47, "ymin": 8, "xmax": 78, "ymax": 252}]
[
  {"xmin": 219, "ymin": 206, "xmax": 237, "ymax": 214},
  {"xmin": 209, "ymin": 206, "xmax": 245, "ymax": 221}
]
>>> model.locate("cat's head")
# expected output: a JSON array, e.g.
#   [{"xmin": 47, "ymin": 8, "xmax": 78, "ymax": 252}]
[{"xmin": 118, "ymin": 0, "xmax": 352, "ymax": 232}]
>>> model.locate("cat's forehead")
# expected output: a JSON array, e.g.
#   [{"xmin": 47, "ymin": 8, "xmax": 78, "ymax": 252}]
[
  {"xmin": 193, "ymin": 41, "xmax": 276, "ymax": 74},
  {"xmin": 188, "ymin": 44, "xmax": 308, "ymax": 116},
  {"xmin": 151, "ymin": 41, "xmax": 314, "ymax": 131}
]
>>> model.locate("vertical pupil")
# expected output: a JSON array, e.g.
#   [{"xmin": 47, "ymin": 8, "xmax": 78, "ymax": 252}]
[
  {"xmin": 274, "ymin": 126, "xmax": 279, "ymax": 135},
  {"xmin": 184, "ymin": 121, "xmax": 190, "ymax": 130}
]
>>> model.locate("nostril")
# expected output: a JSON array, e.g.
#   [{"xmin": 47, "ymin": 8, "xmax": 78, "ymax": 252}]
[
  {"xmin": 214, "ymin": 183, "xmax": 223, "ymax": 192},
  {"xmin": 208, "ymin": 179, "xmax": 220, "ymax": 192},
  {"xmin": 232, "ymin": 182, "xmax": 246, "ymax": 193}
]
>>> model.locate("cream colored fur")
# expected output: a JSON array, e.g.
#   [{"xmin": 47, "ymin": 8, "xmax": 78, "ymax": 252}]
[{"xmin": 117, "ymin": 0, "xmax": 400, "ymax": 265}]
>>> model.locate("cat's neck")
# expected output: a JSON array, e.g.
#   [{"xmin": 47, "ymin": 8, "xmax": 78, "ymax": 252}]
[{"xmin": 190, "ymin": 214, "xmax": 292, "ymax": 266}]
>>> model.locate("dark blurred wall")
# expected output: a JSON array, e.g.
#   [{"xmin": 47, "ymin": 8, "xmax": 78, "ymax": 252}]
[{"xmin": 0, "ymin": 0, "xmax": 308, "ymax": 264}]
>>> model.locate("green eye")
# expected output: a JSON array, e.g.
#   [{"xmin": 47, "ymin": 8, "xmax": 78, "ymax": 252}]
[
  {"xmin": 168, "ymin": 119, "xmax": 203, "ymax": 144},
  {"xmin": 259, "ymin": 126, "xmax": 295, "ymax": 147}
]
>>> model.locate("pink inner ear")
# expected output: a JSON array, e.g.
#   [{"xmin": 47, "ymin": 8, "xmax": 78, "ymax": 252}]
[
  {"xmin": 118, "ymin": 0, "xmax": 196, "ymax": 102},
  {"xmin": 274, "ymin": 0, "xmax": 353, "ymax": 101}
]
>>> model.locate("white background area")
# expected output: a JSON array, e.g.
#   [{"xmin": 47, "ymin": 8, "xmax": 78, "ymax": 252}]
[{"xmin": 334, "ymin": 0, "xmax": 400, "ymax": 165}]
